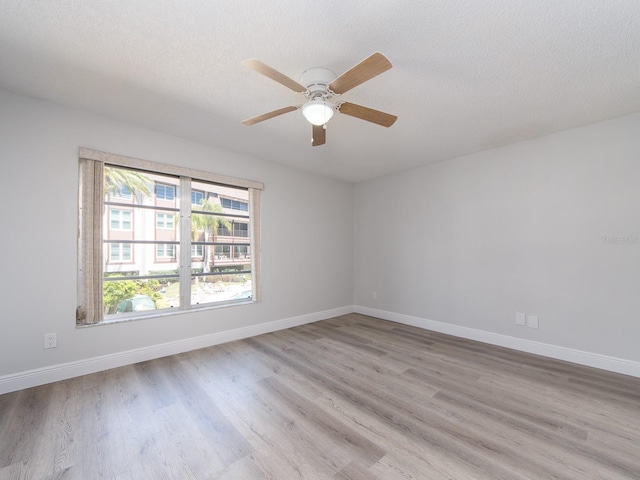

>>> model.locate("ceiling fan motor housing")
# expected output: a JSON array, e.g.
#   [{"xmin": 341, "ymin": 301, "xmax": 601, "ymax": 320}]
[{"xmin": 299, "ymin": 67, "xmax": 337, "ymax": 97}]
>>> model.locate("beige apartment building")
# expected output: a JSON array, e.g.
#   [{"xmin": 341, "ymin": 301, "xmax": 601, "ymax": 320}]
[{"xmin": 104, "ymin": 170, "xmax": 251, "ymax": 281}]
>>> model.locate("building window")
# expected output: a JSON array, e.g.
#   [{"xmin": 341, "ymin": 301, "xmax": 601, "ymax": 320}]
[
  {"xmin": 191, "ymin": 244, "xmax": 204, "ymax": 258},
  {"xmin": 233, "ymin": 222, "xmax": 249, "ymax": 238},
  {"xmin": 77, "ymin": 149, "xmax": 263, "ymax": 325},
  {"xmin": 156, "ymin": 213, "xmax": 174, "ymax": 229},
  {"xmin": 155, "ymin": 183, "xmax": 175, "ymax": 201},
  {"xmin": 191, "ymin": 190, "xmax": 204, "ymax": 206},
  {"xmin": 109, "ymin": 243, "xmax": 132, "ymax": 262},
  {"xmin": 214, "ymin": 245, "xmax": 231, "ymax": 258},
  {"xmin": 234, "ymin": 245, "xmax": 249, "ymax": 258},
  {"xmin": 110, "ymin": 209, "xmax": 132, "ymax": 230},
  {"xmin": 156, "ymin": 243, "xmax": 176, "ymax": 259},
  {"xmin": 217, "ymin": 224, "xmax": 232, "ymax": 236},
  {"xmin": 221, "ymin": 197, "xmax": 249, "ymax": 211},
  {"xmin": 111, "ymin": 185, "xmax": 131, "ymax": 199}
]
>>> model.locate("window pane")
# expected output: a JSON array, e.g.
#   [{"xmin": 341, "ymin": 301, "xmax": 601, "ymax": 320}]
[
  {"xmin": 155, "ymin": 183, "xmax": 175, "ymax": 201},
  {"xmin": 233, "ymin": 222, "xmax": 249, "ymax": 237},
  {"xmin": 103, "ymin": 167, "xmax": 181, "ymax": 319},
  {"xmin": 216, "ymin": 223, "xmax": 231, "ymax": 236},
  {"xmin": 156, "ymin": 212, "xmax": 175, "ymax": 229},
  {"xmin": 110, "ymin": 243, "xmax": 120, "ymax": 260},
  {"xmin": 122, "ymin": 211, "xmax": 132, "ymax": 230},
  {"xmin": 103, "ymin": 278, "xmax": 180, "ymax": 314},
  {"xmin": 156, "ymin": 243, "xmax": 177, "ymax": 259},
  {"xmin": 190, "ymin": 272, "xmax": 252, "ymax": 306},
  {"xmin": 108, "ymin": 242, "xmax": 133, "ymax": 263},
  {"xmin": 104, "ymin": 242, "xmax": 180, "ymax": 314},
  {"xmin": 220, "ymin": 197, "xmax": 248, "ymax": 211},
  {"xmin": 190, "ymin": 180, "xmax": 251, "ymax": 306},
  {"xmin": 191, "ymin": 190, "xmax": 204, "ymax": 205},
  {"xmin": 109, "ymin": 209, "xmax": 133, "ymax": 230},
  {"xmin": 110, "ymin": 210, "xmax": 120, "ymax": 229},
  {"xmin": 191, "ymin": 244, "xmax": 204, "ymax": 258}
]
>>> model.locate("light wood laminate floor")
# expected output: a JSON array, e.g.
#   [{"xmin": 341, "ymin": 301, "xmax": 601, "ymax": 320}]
[{"xmin": 1, "ymin": 314, "xmax": 639, "ymax": 479}]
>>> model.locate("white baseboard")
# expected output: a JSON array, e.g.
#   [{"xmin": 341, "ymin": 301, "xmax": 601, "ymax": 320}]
[
  {"xmin": 0, "ymin": 305, "xmax": 354, "ymax": 395},
  {"xmin": 4, "ymin": 304, "xmax": 637, "ymax": 395},
  {"xmin": 355, "ymin": 305, "xmax": 640, "ymax": 378}
]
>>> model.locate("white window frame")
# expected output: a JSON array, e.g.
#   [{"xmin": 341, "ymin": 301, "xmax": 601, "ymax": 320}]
[
  {"xmin": 156, "ymin": 212, "xmax": 175, "ymax": 229},
  {"xmin": 191, "ymin": 244, "xmax": 204, "ymax": 258},
  {"xmin": 77, "ymin": 148, "xmax": 263, "ymax": 325},
  {"xmin": 109, "ymin": 242, "xmax": 132, "ymax": 262},
  {"xmin": 221, "ymin": 197, "xmax": 249, "ymax": 211},
  {"xmin": 110, "ymin": 209, "xmax": 132, "ymax": 230},
  {"xmin": 233, "ymin": 222, "xmax": 249, "ymax": 238},
  {"xmin": 155, "ymin": 182, "xmax": 176, "ymax": 201},
  {"xmin": 191, "ymin": 190, "xmax": 204, "ymax": 206},
  {"xmin": 155, "ymin": 243, "xmax": 176, "ymax": 259}
]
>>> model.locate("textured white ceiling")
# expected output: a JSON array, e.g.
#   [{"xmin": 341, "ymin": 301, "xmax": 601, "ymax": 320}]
[{"xmin": 1, "ymin": 1, "xmax": 640, "ymax": 182}]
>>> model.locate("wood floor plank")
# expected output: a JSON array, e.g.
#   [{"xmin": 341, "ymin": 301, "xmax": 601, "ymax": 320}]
[
  {"xmin": 205, "ymin": 367, "xmax": 346, "ymax": 478},
  {"xmin": 246, "ymin": 338, "xmax": 537, "ymax": 480},
  {"xmin": 1, "ymin": 314, "xmax": 639, "ymax": 479},
  {"xmin": 260, "ymin": 375, "xmax": 386, "ymax": 467}
]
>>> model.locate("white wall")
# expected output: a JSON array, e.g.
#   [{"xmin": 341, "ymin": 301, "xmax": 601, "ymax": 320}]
[
  {"xmin": 354, "ymin": 113, "xmax": 640, "ymax": 365},
  {"xmin": 2, "ymin": 87, "xmax": 638, "ymax": 387},
  {"xmin": 0, "ymin": 89, "xmax": 353, "ymax": 381}
]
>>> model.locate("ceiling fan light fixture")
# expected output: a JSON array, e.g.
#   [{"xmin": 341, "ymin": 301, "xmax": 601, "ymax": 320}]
[
  {"xmin": 242, "ymin": 53, "xmax": 396, "ymax": 146},
  {"xmin": 302, "ymin": 99, "xmax": 334, "ymax": 126}
]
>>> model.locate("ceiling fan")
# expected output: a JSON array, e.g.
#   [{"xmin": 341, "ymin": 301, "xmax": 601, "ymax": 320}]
[{"xmin": 242, "ymin": 52, "xmax": 397, "ymax": 146}]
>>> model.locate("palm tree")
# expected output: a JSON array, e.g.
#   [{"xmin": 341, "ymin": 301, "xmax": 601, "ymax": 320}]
[
  {"xmin": 191, "ymin": 198, "xmax": 231, "ymax": 273},
  {"xmin": 102, "ymin": 166, "xmax": 153, "ymax": 309},
  {"xmin": 104, "ymin": 166, "xmax": 151, "ymax": 198}
]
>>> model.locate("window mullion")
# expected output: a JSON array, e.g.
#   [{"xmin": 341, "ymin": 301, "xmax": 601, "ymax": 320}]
[{"xmin": 179, "ymin": 176, "xmax": 192, "ymax": 309}]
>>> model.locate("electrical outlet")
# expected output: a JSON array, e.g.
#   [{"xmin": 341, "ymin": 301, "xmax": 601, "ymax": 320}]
[
  {"xmin": 44, "ymin": 333, "xmax": 57, "ymax": 349},
  {"xmin": 372, "ymin": 291, "xmax": 377, "ymax": 300},
  {"xmin": 515, "ymin": 312, "xmax": 526, "ymax": 326},
  {"xmin": 526, "ymin": 315, "xmax": 539, "ymax": 329}
]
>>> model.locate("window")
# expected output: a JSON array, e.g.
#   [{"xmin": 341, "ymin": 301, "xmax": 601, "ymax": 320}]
[
  {"xmin": 221, "ymin": 197, "xmax": 249, "ymax": 211},
  {"xmin": 111, "ymin": 185, "xmax": 131, "ymax": 199},
  {"xmin": 155, "ymin": 183, "xmax": 175, "ymax": 201},
  {"xmin": 77, "ymin": 148, "xmax": 263, "ymax": 325},
  {"xmin": 156, "ymin": 213, "xmax": 174, "ymax": 229},
  {"xmin": 217, "ymin": 224, "xmax": 232, "ymax": 236},
  {"xmin": 191, "ymin": 190, "xmax": 204, "ymax": 206},
  {"xmin": 234, "ymin": 245, "xmax": 249, "ymax": 258},
  {"xmin": 156, "ymin": 243, "xmax": 176, "ymax": 259},
  {"xmin": 233, "ymin": 222, "xmax": 249, "ymax": 238},
  {"xmin": 110, "ymin": 209, "xmax": 132, "ymax": 230},
  {"xmin": 109, "ymin": 243, "xmax": 132, "ymax": 262},
  {"xmin": 191, "ymin": 244, "xmax": 204, "ymax": 258}
]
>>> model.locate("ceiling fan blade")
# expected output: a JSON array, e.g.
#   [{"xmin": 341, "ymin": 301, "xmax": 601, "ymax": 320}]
[
  {"xmin": 242, "ymin": 59, "xmax": 307, "ymax": 93},
  {"xmin": 242, "ymin": 106, "xmax": 298, "ymax": 126},
  {"xmin": 312, "ymin": 124, "xmax": 326, "ymax": 146},
  {"xmin": 338, "ymin": 102, "xmax": 397, "ymax": 127},
  {"xmin": 328, "ymin": 52, "xmax": 392, "ymax": 95}
]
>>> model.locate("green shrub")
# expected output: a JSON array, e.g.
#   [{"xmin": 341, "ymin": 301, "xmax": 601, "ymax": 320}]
[{"xmin": 103, "ymin": 280, "xmax": 162, "ymax": 314}]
